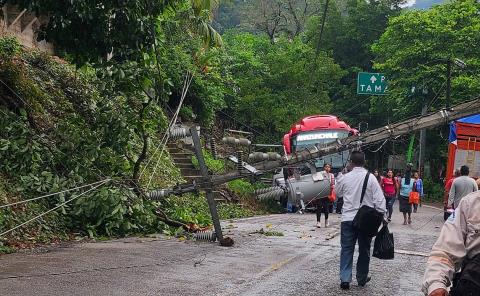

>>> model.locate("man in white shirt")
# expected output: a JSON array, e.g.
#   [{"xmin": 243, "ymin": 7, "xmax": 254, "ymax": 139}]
[{"xmin": 336, "ymin": 151, "xmax": 386, "ymax": 290}]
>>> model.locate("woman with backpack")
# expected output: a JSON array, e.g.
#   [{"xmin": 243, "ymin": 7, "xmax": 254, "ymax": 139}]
[
  {"xmin": 381, "ymin": 169, "xmax": 398, "ymax": 222},
  {"xmin": 399, "ymin": 166, "xmax": 415, "ymax": 225}
]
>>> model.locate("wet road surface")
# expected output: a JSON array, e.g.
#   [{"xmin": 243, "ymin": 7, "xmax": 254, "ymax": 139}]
[{"xmin": 0, "ymin": 204, "xmax": 444, "ymax": 296}]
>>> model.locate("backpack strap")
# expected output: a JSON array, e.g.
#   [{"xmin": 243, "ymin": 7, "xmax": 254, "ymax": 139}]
[{"xmin": 360, "ymin": 172, "xmax": 370, "ymax": 205}]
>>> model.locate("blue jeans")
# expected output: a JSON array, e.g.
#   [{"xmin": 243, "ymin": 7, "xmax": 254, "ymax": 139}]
[
  {"xmin": 385, "ymin": 196, "xmax": 396, "ymax": 219},
  {"xmin": 340, "ymin": 221, "xmax": 372, "ymax": 284}
]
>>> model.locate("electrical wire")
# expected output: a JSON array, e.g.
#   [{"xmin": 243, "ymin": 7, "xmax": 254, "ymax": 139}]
[
  {"xmin": 137, "ymin": 73, "xmax": 191, "ymax": 180},
  {"xmin": 0, "ymin": 179, "xmax": 110, "ymax": 238},
  {"xmin": 0, "ymin": 179, "xmax": 109, "ymax": 209},
  {"xmin": 217, "ymin": 109, "xmax": 282, "ymax": 145},
  {"xmin": 368, "ymin": 139, "xmax": 389, "ymax": 153},
  {"xmin": 145, "ymin": 72, "xmax": 194, "ymax": 189}
]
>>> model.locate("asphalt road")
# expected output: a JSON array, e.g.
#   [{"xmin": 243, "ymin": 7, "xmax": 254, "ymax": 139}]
[{"xmin": 0, "ymin": 203, "xmax": 445, "ymax": 296}]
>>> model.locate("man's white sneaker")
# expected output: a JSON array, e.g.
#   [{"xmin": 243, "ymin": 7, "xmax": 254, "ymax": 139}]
[
  {"xmin": 316, "ymin": 222, "xmax": 322, "ymax": 228},
  {"xmin": 325, "ymin": 220, "xmax": 330, "ymax": 227}
]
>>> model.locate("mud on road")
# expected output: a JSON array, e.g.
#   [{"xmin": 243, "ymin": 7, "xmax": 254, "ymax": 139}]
[{"xmin": 0, "ymin": 204, "xmax": 444, "ymax": 296}]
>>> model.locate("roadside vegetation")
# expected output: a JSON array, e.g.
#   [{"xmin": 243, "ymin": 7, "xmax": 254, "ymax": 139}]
[{"xmin": 0, "ymin": 0, "xmax": 479, "ymax": 249}]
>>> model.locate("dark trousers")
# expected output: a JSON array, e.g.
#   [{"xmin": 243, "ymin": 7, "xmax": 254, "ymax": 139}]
[
  {"xmin": 316, "ymin": 198, "xmax": 329, "ymax": 222},
  {"xmin": 336, "ymin": 197, "xmax": 344, "ymax": 214},
  {"xmin": 340, "ymin": 221, "xmax": 372, "ymax": 284}
]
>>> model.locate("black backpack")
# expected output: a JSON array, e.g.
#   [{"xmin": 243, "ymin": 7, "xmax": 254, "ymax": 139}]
[{"xmin": 450, "ymin": 253, "xmax": 480, "ymax": 296}]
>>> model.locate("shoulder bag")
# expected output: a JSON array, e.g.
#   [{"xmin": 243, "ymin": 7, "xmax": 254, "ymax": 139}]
[
  {"xmin": 353, "ymin": 173, "xmax": 384, "ymax": 237},
  {"xmin": 409, "ymin": 181, "xmax": 420, "ymax": 204},
  {"xmin": 450, "ymin": 253, "xmax": 480, "ymax": 296}
]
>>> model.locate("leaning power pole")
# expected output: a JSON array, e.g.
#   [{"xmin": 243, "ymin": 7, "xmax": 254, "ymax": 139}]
[
  {"xmin": 147, "ymin": 97, "xmax": 480, "ymax": 198},
  {"xmin": 147, "ymin": 98, "xmax": 480, "ymax": 236}
]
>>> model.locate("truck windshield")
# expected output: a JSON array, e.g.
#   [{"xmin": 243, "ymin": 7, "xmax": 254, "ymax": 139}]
[
  {"xmin": 292, "ymin": 130, "xmax": 351, "ymax": 171},
  {"xmin": 292, "ymin": 130, "xmax": 350, "ymax": 152}
]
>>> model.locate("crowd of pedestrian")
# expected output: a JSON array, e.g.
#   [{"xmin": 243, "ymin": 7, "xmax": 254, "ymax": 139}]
[
  {"xmin": 333, "ymin": 163, "xmax": 425, "ymax": 225},
  {"xmin": 322, "ymin": 151, "xmax": 479, "ymax": 293}
]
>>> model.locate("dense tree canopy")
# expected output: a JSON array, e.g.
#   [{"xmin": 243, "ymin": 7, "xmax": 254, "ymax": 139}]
[
  {"xmin": 372, "ymin": 0, "xmax": 480, "ymax": 119},
  {"xmin": 221, "ymin": 32, "xmax": 343, "ymax": 141}
]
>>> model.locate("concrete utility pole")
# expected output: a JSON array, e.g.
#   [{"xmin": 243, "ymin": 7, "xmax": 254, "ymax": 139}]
[
  {"xmin": 418, "ymin": 104, "xmax": 428, "ymax": 177},
  {"xmin": 416, "ymin": 86, "xmax": 429, "ymax": 177},
  {"xmin": 149, "ymin": 98, "xmax": 480, "ymax": 199},
  {"xmin": 190, "ymin": 126, "xmax": 224, "ymax": 241}
]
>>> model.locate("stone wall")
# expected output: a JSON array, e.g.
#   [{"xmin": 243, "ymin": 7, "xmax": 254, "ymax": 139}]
[{"xmin": 0, "ymin": 4, "xmax": 54, "ymax": 54}]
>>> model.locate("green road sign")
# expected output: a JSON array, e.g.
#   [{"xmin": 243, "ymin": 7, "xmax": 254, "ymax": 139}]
[{"xmin": 357, "ymin": 72, "xmax": 388, "ymax": 95}]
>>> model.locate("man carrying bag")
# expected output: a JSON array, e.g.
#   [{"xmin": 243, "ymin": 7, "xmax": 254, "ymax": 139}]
[{"xmin": 336, "ymin": 151, "xmax": 386, "ymax": 290}]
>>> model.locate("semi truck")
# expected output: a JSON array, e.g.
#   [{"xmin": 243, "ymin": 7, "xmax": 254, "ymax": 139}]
[{"xmin": 269, "ymin": 115, "xmax": 358, "ymax": 210}]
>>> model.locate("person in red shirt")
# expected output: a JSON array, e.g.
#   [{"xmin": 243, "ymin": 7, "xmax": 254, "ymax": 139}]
[
  {"xmin": 443, "ymin": 169, "xmax": 460, "ymax": 221},
  {"xmin": 381, "ymin": 169, "xmax": 398, "ymax": 222}
]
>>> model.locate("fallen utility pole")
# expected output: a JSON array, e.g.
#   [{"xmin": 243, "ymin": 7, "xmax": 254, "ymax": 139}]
[
  {"xmin": 190, "ymin": 126, "xmax": 224, "ymax": 242},
  {"xmin": 148, "ymin": 97, "xmax": 480, "ymax": 196}
]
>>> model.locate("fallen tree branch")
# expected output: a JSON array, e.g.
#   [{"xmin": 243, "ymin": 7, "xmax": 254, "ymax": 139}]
[{"xmin": 155, "ymin": 208, "xmax": 189, "ymax": 230}]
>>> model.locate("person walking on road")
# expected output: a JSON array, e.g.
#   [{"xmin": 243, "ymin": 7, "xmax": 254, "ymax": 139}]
[
  {"xmin": 399, "ymin": 166, "xmax": 414, "ymax": 225},
  {"xmin": 443, "ymin": 169, "xmax": 460, "ymax": 221},
  {"xmin": 413, "ymin": 171, "xmax": 424, "ymax": 213},
  {"xmin": 422, "ymin": 190, "xmax": 480, "ymax": 296},
  {"xmin": 317, "ymin": 163, "xmax": 333, "ymax": 228},
  {"xmin": 448, "ymin": 165, "xmax": 478, "ymax": 209},
  {"xmin": 381, "ymin": 169, "xmax": 397, "ymax": 222},
  {"xmin": 373, "ymin": 169, "xmax": 382, "ymax": 184},
  {"xmin": 336, "ymin": 151, "xmax": 386, "ymax": 290},
  {"xmin": 335, "ymin": 164, "xmax": 353, "ymax": 214}
]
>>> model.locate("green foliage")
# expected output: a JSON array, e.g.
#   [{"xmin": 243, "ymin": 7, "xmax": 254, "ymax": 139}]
[
  {"xmin": 0, "ymin": 0, "xmax": 221, "ymax": 65},
  {"xmin": 222, "ymin": 32, "xmax": 343, "ymax": 142},
  {"xmin": 0, "ymin": 39, "xmax": 182, "ymax": 243},
  {"xmin": 372, "ymin": 0, "xmax": 480, "ymax": 120},
  {"xmin": 264, "ymin": 230, "xmax": 284, "ymax": 237},
  {"xmin": 226, "ymin": 179, "xmax": 255, "ymax": 198},
  {"xmin": 163, "ymin": 193, "xmax": 212, "ymax": 226},
  {"xmin": 423, "ymin": 177, "xmax": 445, "ymax": 202},
  {"xmin": 0, "ymin": 244, "xmax": 16, "ymax": 254},
  {"xmin": 0, "ymin": 36, "xmax": 21, "ymax": 59},
  {"xmin": 304, "ymin": 0, "xmax": 404, "ymax": 127},
  {"xmin": 72, "ymin": 186, "xmax": 160, "ymax": 237},
  {"xmin": 370, "ymin": 0, "xmax": 480, "ymax": 176},
  {"xmin": 192, "ymin": 149, "xmax": 225, "ymax": 173},
  {"xmin": 0, "ymin": 0, "xmax": 180, "ymax": 65},
  {"xmin": 162, "ymin": 193, "xmax": 257, "ymax": 227},
  {"xmin": 218, "ymin": 203, "xmax": 255, "ymax": 220}
]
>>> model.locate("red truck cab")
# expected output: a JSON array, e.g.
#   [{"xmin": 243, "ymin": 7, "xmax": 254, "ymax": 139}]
[{"xmin": 283, "ymin": 115, "xmax": 358, "ymax": 171}]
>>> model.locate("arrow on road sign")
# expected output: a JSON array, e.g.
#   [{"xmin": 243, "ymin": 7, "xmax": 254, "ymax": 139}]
[{"xmin": 357, "ymin": 72, "xmax": 388, "ymax": 95}]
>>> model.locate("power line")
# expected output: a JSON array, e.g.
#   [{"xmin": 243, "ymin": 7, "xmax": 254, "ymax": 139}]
[
  {"xmin": 139, "ymin": 72, "xmax": 193, "ymax": 182},
  {"xmin": 0, "ymin": 179, "xmax": 110, "ymax": 238},
  {"xmin": 145, "ymin": 72, "xmax": 194, "ymax": 190},
  {"xmin": 0, "ymin": 179, "xmax": 109, "ymax": 209},
  {"xmin": 217, "ymin": 109, "xmax": 282, "ymax": 145},
  {"xmin": 315, "ymin": 0, "xmax": 330, "ymax": 57}
]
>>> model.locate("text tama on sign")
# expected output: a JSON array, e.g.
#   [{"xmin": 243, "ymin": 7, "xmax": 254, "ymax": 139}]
[{"xmin": 357, "ymin": 72, "xmax": 388, "ymax": 95}]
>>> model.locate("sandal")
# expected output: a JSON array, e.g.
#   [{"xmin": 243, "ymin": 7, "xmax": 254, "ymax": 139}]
[{"xmin": 408, "ymin": 217, "xmax": 412, "ymax": 224}]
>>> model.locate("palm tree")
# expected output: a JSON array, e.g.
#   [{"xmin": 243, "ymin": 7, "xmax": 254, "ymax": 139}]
[{"xmin": 190, "ymin": 0, "xmax": 223, "ymax": 47}]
